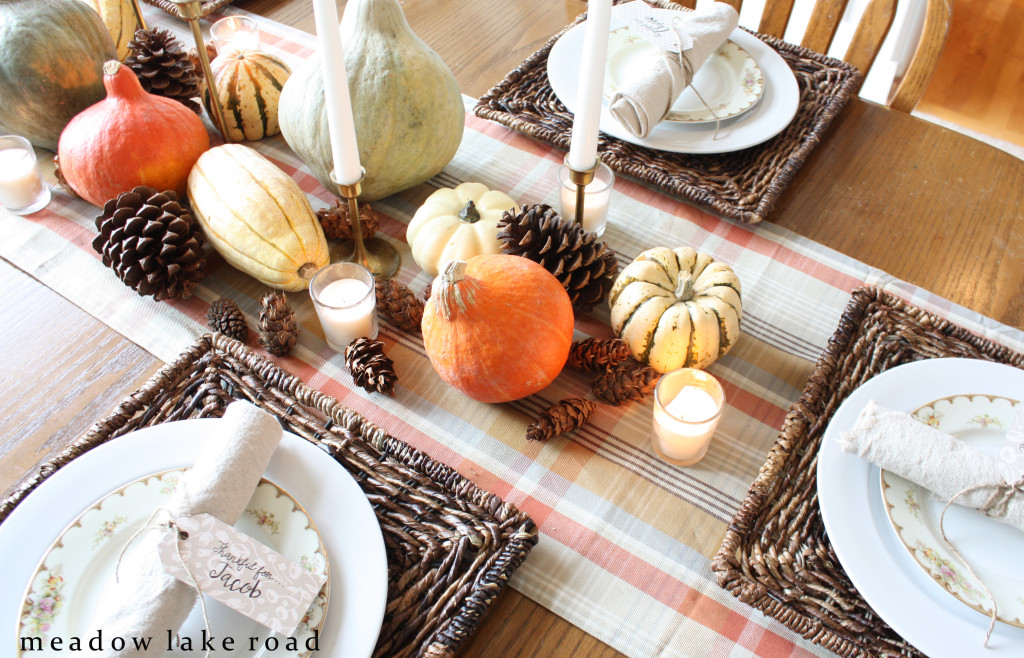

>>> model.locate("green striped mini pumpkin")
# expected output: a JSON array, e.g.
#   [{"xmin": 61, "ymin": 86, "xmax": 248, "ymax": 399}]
[{"xmin": 204, "ymin": 49, "xmax": 291, "ymax": 142}]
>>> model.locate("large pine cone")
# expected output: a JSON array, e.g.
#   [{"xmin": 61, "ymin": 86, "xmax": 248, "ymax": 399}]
[
  {"xmin": 92, "ymin": 187, "xmax": 207, "ymax": 301},
  {"xmin": 497, "ymin": 204, "xmax": 618, "ymax": 311},
  {"xmin": 258, "ymin": 291, "xmax": 297, "ymax": 356},
  {"xmin": 125, "ymin": 28, "xmax": 202, "ymax": 113}
]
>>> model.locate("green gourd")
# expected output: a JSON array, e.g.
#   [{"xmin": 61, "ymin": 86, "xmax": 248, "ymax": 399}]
[
  {"xmin": 0, "ymin": 0, "xmax": 117, "ymax": 149},
  {"xmin": 278, "ymin": 0, "xmax": 464, "ymax": 201}
]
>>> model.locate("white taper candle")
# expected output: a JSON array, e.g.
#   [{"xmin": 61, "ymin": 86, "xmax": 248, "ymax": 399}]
[
  {"xmin": 567, "ymin": 0, "xmax": 613, "ymax": 171},
  {"xmin": 311, "ymin": 0, "xmax": 363, "ymax": 185}
]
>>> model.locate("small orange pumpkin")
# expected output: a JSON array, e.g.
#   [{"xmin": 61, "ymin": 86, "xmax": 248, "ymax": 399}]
[
  {"xmin": 57, "ymin": 60, "xmax": 210, "ymax": 207},
  {"xmin": 422, "ymin": 255, "xmax": 574, "ymax": 403}
]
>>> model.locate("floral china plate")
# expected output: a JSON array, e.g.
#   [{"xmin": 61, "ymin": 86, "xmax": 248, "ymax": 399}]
[
  {"xmin": 18, "ymin": 469, "xmax": 330, "ymax": 657},
  {"xmin": 604, "ymin": 26, "xmax": 764, "ymax": 124},
  {"xmin": 881, "ymin": 394, "xmax": 1024, "ymax": 627}
]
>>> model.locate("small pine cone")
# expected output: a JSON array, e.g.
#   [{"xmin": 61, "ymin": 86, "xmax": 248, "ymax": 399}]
[
  {"xmin": 316, "ymin": 200, "xmax": 379, "ymax": 240},
  {"xmin": 527, "ymin": 397, "xmax": 596, "ymax": 441},
  {"xmin": 186, "ymin": 43, "xmax": 219, "ymax": 81},
  {"xmin": 207, "ymin": 297, "xmax": 248, "ymax": 342},
  {"xmin": 422, "ymin": 280, "xmax": 433, "ymax": 302},
  {"xmin": 344, "ymin": 337, "xmax": 397, "ymax": 394},
  {"xmin": 92, "ymin": 187, "xmax": 207, "ymax": 301},
  {"xmin": 497, "ymin": 204, "xmax": 619, "ymax": 311},
  {"xmin": 126, "ymin": 28, "xmax": 202, "ymax": 113},
  {"xmin": 52, "ymin": 154, "xmax": 79, "ymax": 198},
  {"xmin": 258, "ymin": 291, "xmax": 297, "ymax": 356},
  {"xmin": 592, "ymin": 362, "xmax": 660, "ymax": 405},
  {"xmin": 567, "ymin": 338, "xmax": 631, "ymax": 372},
  {"xmin": 375, "ymin": 278, "xmax": 424, "ymax": 333}
]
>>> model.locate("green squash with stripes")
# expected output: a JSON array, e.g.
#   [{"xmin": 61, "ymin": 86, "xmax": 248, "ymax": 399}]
[
  {"xmin": 609, "ymin": 247, "xmax": 742, "ymax": 373},
  {"xmin": 203, "ymin": 49, "xmax": 291, "ymax": 142}
]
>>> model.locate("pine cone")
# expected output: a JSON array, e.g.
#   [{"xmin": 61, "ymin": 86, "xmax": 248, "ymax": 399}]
[
  {"xmin": 567, "ymin": 338, "xmax": 631, "ymax": 372},
  {"xmin": 527, "ymin": 397, "xmax": 596, "ymax": 441},
  {"xmin": 344, "ymin": 337, "xmax": 397, "ymax": 394},
  {"xmin": 316, "ymin": 200, "xmax": 379, "ymax": 240},
  {"xmin": 207, "ymin": 297, "xmax": 248, "ymax": 342},
  {"xmin": 126, "ymin": 28, "xmax": 202, "ymax": 113},
  {"xmin": 258, "ymin": 291, "xmax": 297, "ymax": 356},
  {"xmin": 497, "ymin": 204, "xmax": 618, "ymax": 311},
  {"xmin": 52, "ymin": 154, "xmax": 78, "ymax": 198},
  {"xmin": 92, "ymin": 187, "xmax": 207, "ymax": 301},
  {"xmin": 422, "ymin": 280, "xmax": 434, "ymax": 302},
  {"xmin": 592, "ymin": 362, "xmax": 660, "ymax": 405},
  {"xmin": 186, "ymin": 43, "xmax": 219, "ymax": 81},
  {"xmin": 375, "ymin": 279, "xmax": 423, "ymax": 332}
]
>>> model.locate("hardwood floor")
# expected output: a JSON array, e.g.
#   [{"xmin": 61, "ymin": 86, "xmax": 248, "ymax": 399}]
[{"xmin": 916, "ymin": 0, "xmax": 1024, "ymax": 149}]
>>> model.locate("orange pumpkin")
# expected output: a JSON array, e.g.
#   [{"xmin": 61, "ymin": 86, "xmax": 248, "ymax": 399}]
[
  {"xmin": 57, "ymin": 60, "xmax": 210, "ymax": 207},
  {"xmin": 422, "ymin": 255, "xmax": 574, "ymax": 403}
]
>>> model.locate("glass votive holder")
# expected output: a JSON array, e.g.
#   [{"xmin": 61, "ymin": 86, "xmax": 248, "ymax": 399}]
[
  {"xmin": 309, "ymin": 262, "xmax": 379, "ymax": 352},
  {"xmin": 652, "ymin": 368, "xmax": 725, "ymax": 466},
  {"xmin": 210, "ymin": 15, "xmax": 260, "ymax": 55},
  {"xmin": 557, "ymin": 157, "xmax": 614, "ymax": 237},
  {"xmin": 0, "ymin": 135, "xmax": 50, "ymax": 215}
]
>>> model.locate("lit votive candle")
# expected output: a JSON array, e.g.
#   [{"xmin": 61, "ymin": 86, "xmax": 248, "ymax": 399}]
[
  {"xmin": 652, "ymin": 368, "xmax": 725, "ymax": 466},
  {"xmin": 557, "ymin": 159, "xmax": 614, "ymax": 237},
  {"xmin": 310, "ymin": 262, "xmax": 378, "ymax": 352},
  {"xmin": 210, "ymin": 16, "xmax": 260, "ymax": 55},
  {"xmin": 0, "ymin": 135, "xmax": 50, "ymax": 215}
]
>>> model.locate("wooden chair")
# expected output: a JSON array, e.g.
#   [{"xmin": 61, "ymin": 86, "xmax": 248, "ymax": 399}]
[{"xmin": 671, "ymin": 0, "xmax": 952, "ymax": 112}]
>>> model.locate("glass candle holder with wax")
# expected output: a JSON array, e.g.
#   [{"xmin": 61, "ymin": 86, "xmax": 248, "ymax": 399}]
[
  {"xmin": 652, "ymin": 368, "xmax": 725, "ymax": 466},
  {"xmin": 0, "ymin": 135, "xmax": 50, "ymax": 215},
  {"xmin": 310, "ymin": 262, "xmax": 378, "ymax": 352}
]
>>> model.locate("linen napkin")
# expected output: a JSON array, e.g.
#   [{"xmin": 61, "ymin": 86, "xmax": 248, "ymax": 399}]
[
  {"xmin": 90, "ymin": 400, "xmax": 283, "ymax": 657},
  {"xmin": 839, "ymin": 400, "xmax": 1024, "ymax": 531},
  {"xmin": 609, "ymin": 2, "xmax": 739, "ymax": 138}
]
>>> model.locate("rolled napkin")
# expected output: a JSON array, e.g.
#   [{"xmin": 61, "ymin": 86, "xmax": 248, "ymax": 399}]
[
  {"xmin": 609, "ymin": 2, "xmax": 739, "ymax": 138},
  {"xmin": 90, "ymin": 401, "xmax": 283, "ymax": 657},
  {"xmin": 839, "ymin": 399, "xmax": 1024, "ymax": 531}
]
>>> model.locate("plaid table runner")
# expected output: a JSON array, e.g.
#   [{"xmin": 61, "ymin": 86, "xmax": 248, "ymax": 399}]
[{"xmin": 3, "ymin": 5, "xmax": 1023, "ymax": 657}]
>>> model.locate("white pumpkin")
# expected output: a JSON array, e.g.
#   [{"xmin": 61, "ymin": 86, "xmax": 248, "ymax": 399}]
[
  {"xmin": 609, "ymin": 247, "xmax": 742, "ymax": 372},
  {"xmin": 406, "ymin": 182, "xmax": 519, "ymax": 276}
]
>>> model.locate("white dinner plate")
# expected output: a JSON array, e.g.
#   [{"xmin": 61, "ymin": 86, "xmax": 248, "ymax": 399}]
[
  {"xmin": 547, "ymin": 5, "xmax": 799, "ymax": 154},
  {"xmin": 881, "ymin": 394, "xmax": 1024, "ymax": 627},
  {"xmin": 818, "ymin": 358, "xmax": 1024, "ymax": 656},
  {"xmin": 604, "ymin": 27, "xmax": 764, "ymax": 124},
  {"xmin": 0, "ymin": 420, "xmax": 388, "ymax": 657},
  {"xmin": 18, "ymin": 470, "xmax": 331, "ymax": 656}
]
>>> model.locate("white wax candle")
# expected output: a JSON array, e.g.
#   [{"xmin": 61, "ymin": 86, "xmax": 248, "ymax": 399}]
[
  {"xmin": 311, "ymin": 0, "xmax": 363, "ymax": 185},
  {"xmin": 0, "ymin": 147, "xmax": 45, "ymax": 210},
  {"xmin": 567, "ymin": 0, "xmax": 613, "ymax": 172},
  {"xmin": 653, "ymin": 384, "xmax": 722, "ymax": 465},
  {"xmin": 317, "ymin": 278, "xmax": 375, "ymax": 349}
]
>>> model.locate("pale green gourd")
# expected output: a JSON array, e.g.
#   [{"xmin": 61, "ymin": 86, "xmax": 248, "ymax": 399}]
[{"xmin": 277, "ymin": 0, "xmax": 464, "ymax": 201}]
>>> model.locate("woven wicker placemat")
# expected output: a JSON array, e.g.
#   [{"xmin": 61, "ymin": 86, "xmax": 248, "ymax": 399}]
[
  {"xmin": 473, "ymin": 0, "xmax": 862, "ymax": 224},
  {"xmin": 144, "ymin": 0, "xmax": 233, "ymax": 19},
  {"xmin": 1, "ymin": 334, "xmax": 537, "ymax": 658},
  {"xmin": 711, "ymin": 287, "xmax": 1024, "ymax": 657}
]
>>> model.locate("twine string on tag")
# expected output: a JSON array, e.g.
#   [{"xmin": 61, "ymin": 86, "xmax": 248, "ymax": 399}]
[{"xmin": 939, "ymin": 477, "xmax": 1024, "ymax": 646}]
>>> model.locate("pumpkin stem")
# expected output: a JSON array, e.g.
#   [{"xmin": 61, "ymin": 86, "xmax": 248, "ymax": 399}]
[
  {"xmin": 437, "ymin": 260, "xmax": 479, "ymax": 321},
  {"xmin": 103, "ymin": 60, "xmax": 121, "ymax": 76},
  {"xmin": 299, "ymin": 263, "xmax": 320, "ymax": 282},
  {"xmin": 458, "ymin": 200, "xmax": 481, "ymax": 224},
  {"xmin": 675, "ymin": 273, "xmax": 694, "ymax": 300}
]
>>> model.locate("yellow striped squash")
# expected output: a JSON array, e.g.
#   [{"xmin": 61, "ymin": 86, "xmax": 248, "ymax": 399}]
[
  {"xmin": 187, "ymin": 145, "xmax": 329, "ymax": 291},
  {"xmin": 77, "ymin": 0, "xmax": 140, "ymax": 61},
  {"xmin": 609, "ymin": 247, "xmax": 742, "ymax": 373},
  {"xmin": 204, "ymin": 49, "xmax": 291, "ymax": 142}
]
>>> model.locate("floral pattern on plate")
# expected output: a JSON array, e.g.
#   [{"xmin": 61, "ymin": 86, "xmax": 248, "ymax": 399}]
[
  {"xmin": 603, "ymin": 26, "xmax": 765, "ymax": 124},
  {"xmin": 18, "ymin": 469, "xmax": 330, "ymax": 656},
  {"xmin": 881, "ymin": 394, "xmax": 1024, "ymax": 627}
]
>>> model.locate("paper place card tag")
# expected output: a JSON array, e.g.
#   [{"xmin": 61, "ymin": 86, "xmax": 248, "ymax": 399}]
[
  {"xmin": 617, "ymin": 1, "xmax": 693, "ymax": 53},
  {"xmin": 156, "ymin": 513, "xmax": 327, "ymax": 637},
  {"xmin": 998, "ymin": 404, "xmax": 1024, "ymax": 484}
]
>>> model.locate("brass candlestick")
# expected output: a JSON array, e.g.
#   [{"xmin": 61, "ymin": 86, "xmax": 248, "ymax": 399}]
[
  {"xmin": 127, "ymin": 0, "xmax": 148, "ymax": 30},
  {"xmin": 566, "ymin": 155, "xmax": 600, "ymax": 227},
  {"xmin": 330, "ymin": 170, "xmax": 400, "ymax": 279},
  {"xmin": 169, "ymin": 0, "xmax": 231, "ymax": 143}
]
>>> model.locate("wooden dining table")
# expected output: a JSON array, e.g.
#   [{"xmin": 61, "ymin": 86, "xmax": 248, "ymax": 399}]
[{"xmin": 2, "ymin": 0, "xmax": 1023, "ymax": 656}]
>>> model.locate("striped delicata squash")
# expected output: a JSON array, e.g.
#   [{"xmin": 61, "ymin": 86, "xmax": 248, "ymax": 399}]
[
  {"xmin": 77, "ymin": 0, "xmax": 140, "ymax": 61},
  {"xmin": 204, "ymin": 49, "xmax": 291, "ymax": 142},
  {"xmin": 187, "ymin": 145, "xmax": 329, "ymax": 291},
  {"xmin": 609, "ymin": 247, "xmax": 742, "ymax": 373}
]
